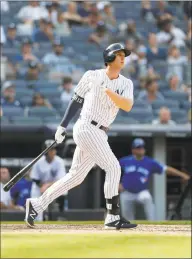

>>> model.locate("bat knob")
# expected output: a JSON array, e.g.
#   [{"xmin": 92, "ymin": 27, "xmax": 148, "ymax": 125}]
[{"xmin": 3, "ymin": 183, "xmax": 11, "ymax": 192}]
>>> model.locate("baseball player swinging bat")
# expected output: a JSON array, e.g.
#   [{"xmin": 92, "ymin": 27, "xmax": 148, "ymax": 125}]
[
  {"xmin": 24, "ymin": 43, "xmax": 137, "ymax": 230},
  {"xmin": 3, "ymin": 140, "xmax": 61, "ymax": 192}
]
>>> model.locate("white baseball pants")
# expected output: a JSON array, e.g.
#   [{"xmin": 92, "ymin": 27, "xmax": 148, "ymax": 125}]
[
  {"xmin": 120, "ymin": 189, "xmax": 155, "ymax": 220},
  {"xmin": 31, "ymin": 119, "xmax": 121, "ymax": 214}
]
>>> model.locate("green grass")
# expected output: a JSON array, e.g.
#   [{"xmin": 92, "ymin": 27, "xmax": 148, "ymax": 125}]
[
  {"xmin": 2, "ymin": 233, "xmax": 191, "ymax": 258},
  {"xmin": 1, "ymin": 220, "xmax": 191, "ymax": 225}
]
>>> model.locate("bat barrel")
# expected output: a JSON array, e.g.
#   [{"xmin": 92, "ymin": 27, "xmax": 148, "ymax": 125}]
[{"xmin": 3, "ymin": 140, "xmax": 57, "ymax": 192}]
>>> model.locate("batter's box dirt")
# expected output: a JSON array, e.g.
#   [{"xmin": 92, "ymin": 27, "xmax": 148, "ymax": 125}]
[{"xmin": 1, "ymin": 224, "xmax": 191, "ymax": 236}]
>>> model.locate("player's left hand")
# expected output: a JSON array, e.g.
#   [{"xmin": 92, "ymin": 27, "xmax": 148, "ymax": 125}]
[{"xmin": 55, "ymin": 126, "xmax": 66, "ymax": 144}]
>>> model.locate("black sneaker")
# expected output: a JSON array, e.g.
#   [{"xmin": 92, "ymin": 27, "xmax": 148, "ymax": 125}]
[
  {"xmin": 25, "ymin": 199, "xmax": 38, "ymax": 228},
  {"xmin": 105, "ymin": 217, "xmax": 137, "ymax": 230}
]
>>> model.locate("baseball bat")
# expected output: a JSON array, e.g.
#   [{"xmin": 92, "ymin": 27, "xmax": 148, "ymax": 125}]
[{"xmin": 3, "ymin": 140, "xmax": 57, "ymax": 192}]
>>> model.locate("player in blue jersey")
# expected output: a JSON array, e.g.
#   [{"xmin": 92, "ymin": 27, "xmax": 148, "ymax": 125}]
[{"xmin": 119, "ymin": 138, "xmax": 190, "ymax": 220}]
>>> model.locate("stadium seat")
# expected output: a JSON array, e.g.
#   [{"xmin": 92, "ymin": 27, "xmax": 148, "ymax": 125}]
[
  {"xmin": 133, "ymin": 100, "xmax": 152, "ymax": 110},
  {"xmin": 37, "ymin": 89, "xmax": 61, "ymax": 99},
  {"xmin": 114, "ymin": 115, "xmax": 139, "ymax": 124},
  {"xmin": 11, "ymin": 80, "xmax": 27, "ymax": 88},
  {"xmin": 43, "ymin": 117, "xmax": 62, "ymax": 124},
  {"xmin": 11, "ymin": 116, "xmax": 43, "ymax": 126},
  {"xmin": 121, "ymin": 108, "xmax": 153, "ymax": 124},
  {"xmin": 151, "ymin": 100, "xmax": 180, "ymax": 110},
  {"xmin": 16, "ymin": 89, "xmax": 34, "ymax": 99},
  {"xmin": 1, "ymin": 116, "xmax": 10, "ymax": 124},
  {"xmin": 2, "ymin": 107, "xmax": 24, "ymax": 118},
  {"xmin": 50, "ymin": 98, "xmax": 63, "ymax": 110},
  {"xmin": 19, "ymin": 96, "xmax": 32, "ymax": 107},
  {"xmin": 28, "ymin": 107, "xmax": 60, "ymax": 118},
  {"xmin": 170, "ymin": 110, "xmax": 189, "ymax": 123},
  {"xmin": 181, "ymin": 101, "xmax": 191, "ymax": 111},
  {"xmin": 163, "ymin": 91, "xmax": 189, "ymax": 102},
  {"xmin": 34, "ymin": 81, "xmax": 58, "ymax": 89}
]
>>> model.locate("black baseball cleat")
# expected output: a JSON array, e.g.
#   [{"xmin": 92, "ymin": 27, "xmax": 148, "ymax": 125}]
[
  {"xmin": 105, "ymin": 217, "xmax": 137, "ymax": 230},
  {"xmin": 25, "ymin": 199, "xmax": 38, "ymax": 228}
]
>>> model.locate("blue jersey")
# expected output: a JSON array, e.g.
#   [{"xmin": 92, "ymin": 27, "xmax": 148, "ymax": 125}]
[
  {"xmin": 119, "ymin": 155, "xmax": 166, "ymax": 194},
  {"xmin": 10, "ymin": 178, "xmax": 32, "ymax": 207}
]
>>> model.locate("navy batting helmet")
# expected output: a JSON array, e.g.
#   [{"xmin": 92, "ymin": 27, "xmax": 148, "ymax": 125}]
[{"xmin": 103, "ymin": 43, "xmax": 131, "ymax": 65}]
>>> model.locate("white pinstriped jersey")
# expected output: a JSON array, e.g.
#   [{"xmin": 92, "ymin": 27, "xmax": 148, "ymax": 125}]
[{"xmin": 74, "ymin": 69, "xmax": 134, "ymax": 127}]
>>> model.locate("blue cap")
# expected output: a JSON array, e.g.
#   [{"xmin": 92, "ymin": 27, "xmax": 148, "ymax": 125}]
[{"xmin": 132, "ymin": 138, "xmax": 145, "ymax": 149}]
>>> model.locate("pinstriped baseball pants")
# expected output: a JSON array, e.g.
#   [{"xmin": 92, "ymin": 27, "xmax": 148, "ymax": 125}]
[{"xmin": 31, "ymin": 119, "xmax": 121, "ymax": 214}]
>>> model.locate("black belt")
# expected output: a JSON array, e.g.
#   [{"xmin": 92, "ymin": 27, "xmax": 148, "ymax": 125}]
[{"xmin": 91, "ymin": 120, "xmax": 108, "ymax": 132}]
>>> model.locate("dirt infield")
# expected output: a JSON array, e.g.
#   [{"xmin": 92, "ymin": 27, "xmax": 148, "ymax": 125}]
[{"xmin": 1, "ymin": 223, "xmax": 191, "ymax": 236}]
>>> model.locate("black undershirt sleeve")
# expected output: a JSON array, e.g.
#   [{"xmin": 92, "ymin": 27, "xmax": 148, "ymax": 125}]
[{"xmin": 60, "ymin": 93, "xmax": 84, "ymax": 128}]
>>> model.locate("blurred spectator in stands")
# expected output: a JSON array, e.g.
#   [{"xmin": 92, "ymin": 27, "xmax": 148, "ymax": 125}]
[
  {"xmin": 0, "ymin": 106, "xmax": 3, "ymax": 117},
  {"xmin": 141, "ymin": 0, "xmax": 155, "ymax": 22},
  {"xmin": 156, "ymin": 18, "xmax": 186, "ymax": 48},
  {"xmin": 0, "ymin": 107, "xmax": 3, "ymax": 117},
  {"xmin": 167, "ymin": 45, "xmax": 188, "ymax": 82},
  {"xmin": 78, "ymin": 2, "xmax": 91, "ymax": 17},
  {"xmin": 146, "ymin": 33, "xmax": 167, "ymax": 63},
  {"xmin": 42, "ymin": 39, "xmax": 76, "ymax": 82},
  {"xmin": 17, "ymin": 1, "xmax": 49, "ymax": 36},
  {"xmin": 123, "ymin": 39, "xmax": 138, "ymax": 77},
  {"xmin": 185, "ymin": 50, "xmax": 192, "ymax": 87},
  {"xmin": 169, "ymin": 74, "xmax": 186, "ymax": 92},
  {"xmin": 1, "ymin": 81, "xmax": 21, "ymax": 108},
  {"xmin": 118, "ymin": 20, "xmax": 143, "ymax": 46},
  {"xmin": 1, "ymin": 1, "xmax": 9, "ymax": 13},
  {"xmin": 45, "ymin": 1, "xmax": 60, "ymax": 25},
  {"xmin": 137, "ymin": 78, "xmax": 164, "ymax": 103},
  {"xmin": 59, "ymin": 76, "xmax": 74, "ymax": 103},
  {"xmin": 186, "ymin": 20, "xmax": 192, "ymax": 50},
  {"xmin": 152, "ymin": 107, "xmax": 176, "ymax": 126},
  {"xmin": 88, "ymin": 22, "xmax": 109, "ymax": 47},
  {"xmin": 32, "ymin": 93, "xmax": 52, "ymax": 109},
  {"xmin": 136, "ymin": 46, "xmax": 148, "ymax": 78},
  {"xmin": 54, "ymin": 11, "xmax": 71, "ymax": 37},
  {"xmin": 33, "ymin": 19, "xmax": 55, "ymax": 43},
  {"xmin": 5, "ymin": 23, "xmax": 20, "ymax": 48},
  {"xmin": 183, "ymin": 1, "xmax": 192, "ymax": 20},
  {"xmin": 17, "ymin": 1, "xmax": 49, "ymax": 22},
  {"xmin": 1, "ymin": 26, "xmax": 6, "ymax": 45},
  {"xmin": 25, "ymin": 61, "xmax": 41, "ymax": 81},
  {"xmin": 0, "ymin": 167, "xmax": 24, "ymax": 210},
  {"xmin": 10, "ymin": 171, "xmax": 32, "ymax": 208},
  {"xmin": 15, "ymin": 38, "xmax": 38, "ymax": 63},
  {"xmin": 100, "ymin": 2, "xmax": 116, "ymax": 30},
  {"xmin": 62, "ymin": 2, "xmax": 87, "ymax": 27},
  {"xmin": 168, "ymin": 75, "xmax": 191, "ymax": 102},
  {"xmin": 152, "ymin": 0, "xmax": 173, "ymax": 20},
  {"xmin": 188, "ymin": 109, "xmax": 191, "ymax": 124},
  {"xmin": 87, "ymin": 11, "xmax": 102, "ymax": 29}
]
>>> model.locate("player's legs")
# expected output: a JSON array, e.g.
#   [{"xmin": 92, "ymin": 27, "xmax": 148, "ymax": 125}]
[
  {"xmin": 137, "ymin": 190, "xmax": 155, "ymax": 220},
  {"xmin": 29, "ymin": 146, "xmax": 95, "ymax": 215},
  {"xmin": 30, "ymin": 183, "xmax": 43, "ymax": 221},
  {"xmin": 120, "ymin": 191, "xmax": 136, "ymax": 220},
  {"xmin": 74, "ymin": 124, "xmax": 121, "ymax": 199},
  {"xmin": 73, "ymin": 122, "xmax": 137, "ymax": 227}
]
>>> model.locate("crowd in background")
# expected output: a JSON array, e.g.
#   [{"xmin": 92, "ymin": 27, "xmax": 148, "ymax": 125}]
[{"xmin": 0, "ymin": 0, "xmax": 192, "ymax": 125}]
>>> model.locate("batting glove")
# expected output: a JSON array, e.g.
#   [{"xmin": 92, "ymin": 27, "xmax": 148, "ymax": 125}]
[{"xmin": 55, "ymin": 126, "xmax": 66, "ymax": 144}]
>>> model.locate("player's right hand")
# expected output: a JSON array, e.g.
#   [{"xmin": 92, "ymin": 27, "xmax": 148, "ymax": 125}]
[{"xmin": 55, "ymin": 126, "xmax": 66, "ymax": 144}]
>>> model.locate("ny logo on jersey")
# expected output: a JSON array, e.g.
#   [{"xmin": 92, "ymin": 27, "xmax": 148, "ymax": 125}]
[{"xmin": 115, "ymin": 89, "xmax": 124, "ymax": 95}]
